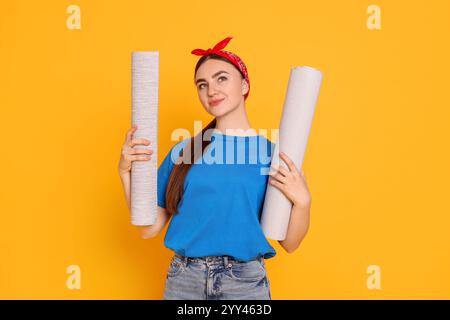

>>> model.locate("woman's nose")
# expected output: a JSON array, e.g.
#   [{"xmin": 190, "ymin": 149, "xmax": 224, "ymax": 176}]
[{"xmin": 207, "ymin": 83, "xmax": 219, "ymax": 96}]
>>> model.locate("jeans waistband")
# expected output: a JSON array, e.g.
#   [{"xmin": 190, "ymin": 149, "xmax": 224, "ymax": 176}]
[{"xmin": 174, "ymin": 253, "xmax": 263, "ymax": 266}]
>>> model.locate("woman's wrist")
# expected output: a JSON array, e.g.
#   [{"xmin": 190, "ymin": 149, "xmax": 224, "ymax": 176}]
[{"xmin": 118, "ymin": 168, "xmax": 130, "ymax": 178}]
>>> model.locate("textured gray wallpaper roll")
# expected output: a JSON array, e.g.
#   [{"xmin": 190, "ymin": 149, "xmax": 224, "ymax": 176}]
[
  {"xmin": 131, "ymin": 52, "xmax": 159, "ymax": 226},
  {"xmin": 260, "ymin": 66, "xmax": 323, "ymax": 240}
]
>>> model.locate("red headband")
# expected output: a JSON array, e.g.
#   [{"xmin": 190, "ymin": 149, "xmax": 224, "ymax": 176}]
[{"xmin": 191, "ymin": 37, "xmax": 250, "ymax": 100}]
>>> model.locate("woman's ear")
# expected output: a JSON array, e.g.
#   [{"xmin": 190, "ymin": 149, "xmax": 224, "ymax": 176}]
[{"xmin": 242, "ymin": 79, "xmax": 249, "ymax": 96}]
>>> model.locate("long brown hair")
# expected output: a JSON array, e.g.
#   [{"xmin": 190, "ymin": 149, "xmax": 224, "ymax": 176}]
[{"xmin": 165, "ymin": 54, "xmax": 246, "ymax": 216}]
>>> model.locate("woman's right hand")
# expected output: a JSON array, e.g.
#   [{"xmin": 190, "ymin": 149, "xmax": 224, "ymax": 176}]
[{"xmin": 118, "ymin": 125, "xmax": 154, "ymax": 175}]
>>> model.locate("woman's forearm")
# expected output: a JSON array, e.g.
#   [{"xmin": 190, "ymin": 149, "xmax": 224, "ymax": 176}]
[
  {"xmin": 280, "ymin": 203, "xmax": 311, "ymax": 253},
  {"xmin": 119, "ymin": 170, "xmax": 159, "ymax": 238},
  {"xmin": 119, "ymin": 170, "xmax": 131, "ymax": 211}
]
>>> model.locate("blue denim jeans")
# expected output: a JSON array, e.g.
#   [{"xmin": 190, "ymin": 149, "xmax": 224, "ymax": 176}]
[{"xmin": 163, "ymin": 253, "xmax": 272, "ymax": 300}]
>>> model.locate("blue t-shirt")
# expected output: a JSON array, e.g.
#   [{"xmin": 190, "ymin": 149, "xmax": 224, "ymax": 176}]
[{"xmin": 157, "ymin": 131, "xmax": 277, "ymax": 262}]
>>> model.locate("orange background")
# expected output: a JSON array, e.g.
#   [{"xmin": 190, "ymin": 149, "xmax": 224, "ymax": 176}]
[{"xmin": 0, "ymin": 0, "xmax": 449, "ymax": 299}]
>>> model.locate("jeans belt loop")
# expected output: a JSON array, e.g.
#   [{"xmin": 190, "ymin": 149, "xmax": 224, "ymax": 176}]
[{"xmin": 223, "ymin": 256, "xmax": 228, "ymax": 268}]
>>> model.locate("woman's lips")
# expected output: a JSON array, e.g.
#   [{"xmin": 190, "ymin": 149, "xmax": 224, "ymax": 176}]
[{"xmin": 209, "ymin": 98, "xmax": 225, "ymax": 106}]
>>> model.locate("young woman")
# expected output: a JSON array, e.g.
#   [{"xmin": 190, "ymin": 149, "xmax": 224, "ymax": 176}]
[{"xmin": 118, "ymin": 37, "xmax": 312, "ymax": 300}]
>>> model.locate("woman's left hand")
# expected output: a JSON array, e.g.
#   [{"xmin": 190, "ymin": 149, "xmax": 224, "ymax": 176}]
[{"xmin": 268, "ymin": 151, "xmax": 311, "ymax": 208}]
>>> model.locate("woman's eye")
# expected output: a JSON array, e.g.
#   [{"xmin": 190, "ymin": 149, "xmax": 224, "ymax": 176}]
[{"xmin": 198, "ymin": 77, "xmax": 227, "ymax": 89}]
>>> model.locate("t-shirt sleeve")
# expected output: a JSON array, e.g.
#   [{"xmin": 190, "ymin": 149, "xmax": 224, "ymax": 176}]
[{"xmin": 266, "ymin": 138, "xmax": 276, "ymax": 164}]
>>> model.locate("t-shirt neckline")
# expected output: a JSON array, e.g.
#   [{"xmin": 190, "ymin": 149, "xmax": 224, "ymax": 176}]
[
  {"xmin": 211, "ymin": 132, "xmax": 263, "ymax": 141},
  {"xmin": 210, "ymin": 128, "xmax": 262, "ymax": 140}
]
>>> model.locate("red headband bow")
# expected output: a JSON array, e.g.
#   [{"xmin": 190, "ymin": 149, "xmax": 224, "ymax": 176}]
[{"xmin": 191, "ymin": 37, "xmax": 250, "ymax": 100}]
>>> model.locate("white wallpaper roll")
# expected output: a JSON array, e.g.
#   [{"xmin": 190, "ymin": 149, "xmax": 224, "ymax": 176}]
[
  {"xmin": 130, "ymin": 52, "xmax": 159, "ymax": 226},
  {"xmin": 260, "ymin": 66, "xmax": 323, "ymax": 240}
]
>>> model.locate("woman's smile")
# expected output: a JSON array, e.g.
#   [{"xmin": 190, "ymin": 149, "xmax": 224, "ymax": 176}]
[{"xmin": 209, "ymin": 98, "xmax": 225, "ymax": 107}]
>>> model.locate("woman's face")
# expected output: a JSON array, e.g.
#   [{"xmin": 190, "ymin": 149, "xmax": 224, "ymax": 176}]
[{"xmin": 194, "ymin": 59, "xmax": 249, "ymax": 117}]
